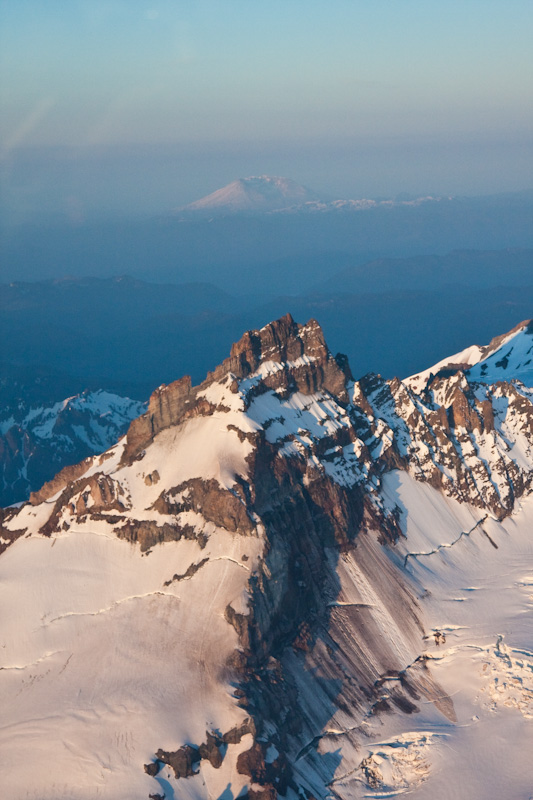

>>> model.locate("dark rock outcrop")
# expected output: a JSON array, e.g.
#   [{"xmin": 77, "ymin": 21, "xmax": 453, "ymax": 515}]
[
  {"xmin": 0, "ymin": 506, "xmax": 25, "ymax": 556},
  {"xmin": 152, "ymin": 478, "xmax": 255, "ymax": 535},
  {"xmin": 155, "ymin": 745, "xmax": 201, "ymax": 779},
  {"xmin": 30, "ymin": 457, "xmax": 95, "ymax": 506},
  {"xmin": 152, "ymin": 721, "xmax": 255, "ymax": 783}
]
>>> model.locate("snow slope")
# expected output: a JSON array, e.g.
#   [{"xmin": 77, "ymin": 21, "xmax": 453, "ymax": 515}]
[
  {"xmin": 0, "ymin": 400, "xmax": 262, "ymax": 799},
  {"xmin": 0, "ymin": 532, "xmax": 259, "ymax": 799},
  {"xmin": 467, "ymin": 319, "xmax": 533, "ymax": 386},
  {"xmin": 407, "ymin": 318, "xmax": 533, "ymax": 391},
  {"xmin": 363, "ymin": 472, "xmax": 533, "ymax": 800},
  {"xmin": 405, "ymin": 343, "xmax": 484, "ymax": 393}
]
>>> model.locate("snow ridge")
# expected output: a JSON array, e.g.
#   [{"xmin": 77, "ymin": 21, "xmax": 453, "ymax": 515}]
[{"xmin": 407, "ymin": 318, "xmax": 533, "ymax": 391}]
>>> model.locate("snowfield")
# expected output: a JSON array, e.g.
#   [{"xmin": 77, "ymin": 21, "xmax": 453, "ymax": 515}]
[{"xmin": 0, "ymin": 524, "xmax": 262, "ymax": 799}]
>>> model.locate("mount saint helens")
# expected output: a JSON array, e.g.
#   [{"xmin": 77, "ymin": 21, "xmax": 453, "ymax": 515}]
[{"xmin": 1, "ymin": 315, "xmax": 533, "ymax": 799}]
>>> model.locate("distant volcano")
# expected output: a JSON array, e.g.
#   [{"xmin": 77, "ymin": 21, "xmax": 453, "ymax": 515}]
[{"xmin": 180, "ymin": 175, "xmax": 320, "ymax": 213}]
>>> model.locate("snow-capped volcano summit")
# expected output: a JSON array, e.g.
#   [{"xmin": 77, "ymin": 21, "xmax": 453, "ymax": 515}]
[
  {"xmin": 180, "ymin": 175, "xmax": 319, "ymax": 214},
  {"xmin": 176, "ymin": 177, "xmax": 449, "ymax": 217}
]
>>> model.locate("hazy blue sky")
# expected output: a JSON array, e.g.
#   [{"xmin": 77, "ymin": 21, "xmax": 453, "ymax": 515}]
[{"xmin": 1, "ymin": 0, "xmax": 532, "ymax": 219}]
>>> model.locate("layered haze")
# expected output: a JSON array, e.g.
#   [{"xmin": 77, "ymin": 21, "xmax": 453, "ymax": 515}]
[{"xmin": 1, "ymin": 1, "xmax": 532, "ymax": 224}]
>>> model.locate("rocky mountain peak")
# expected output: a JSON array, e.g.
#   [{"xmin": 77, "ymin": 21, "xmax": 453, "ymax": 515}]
[
  {"xmin": 233, "ymin": 313, "xmax": 319, "ymax": 368},
  {"xmin": 209, "ymin": 313, "xmax": 348, "ymax": 384},
  {"xmin": 3, "ymin": 316, "xmax": 533, "ymax": 799},
  {"xmin": 123, "ymin": 314, "xmax": 351, "ymax": 464}
]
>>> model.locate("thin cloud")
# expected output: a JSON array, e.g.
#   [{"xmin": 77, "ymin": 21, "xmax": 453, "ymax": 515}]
[{"xmin": 1, "ymin": 96, "xmax": 56, "ymax": 158}]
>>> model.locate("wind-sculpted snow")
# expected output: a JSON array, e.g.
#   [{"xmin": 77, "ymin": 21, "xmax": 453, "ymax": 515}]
[{"xmin": 1, "ymin": 314, "xmax": 533, "ymax": 799}]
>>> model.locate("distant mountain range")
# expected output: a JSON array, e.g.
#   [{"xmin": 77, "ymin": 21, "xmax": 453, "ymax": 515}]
[
  {"xmin": 2, "ymin": 184, "xmax": 532, "ymax": 289},
  {"xmin": 1, "ymin": 248, "xmax": 531, "ymax": 395}
]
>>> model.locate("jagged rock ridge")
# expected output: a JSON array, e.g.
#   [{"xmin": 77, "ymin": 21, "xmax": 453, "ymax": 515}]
[{"xmin": 123, "ymin": 314, "xmax": 351, "ymax": 462}]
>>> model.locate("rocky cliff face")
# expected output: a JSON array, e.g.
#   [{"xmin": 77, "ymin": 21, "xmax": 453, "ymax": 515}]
[
  {"xmin": 1, "ymin": 315, "xmax": 533, "ymax": 800},
  {"xmin": 355, "ymin": 369, "xmax": 533, "ymax": 519}
]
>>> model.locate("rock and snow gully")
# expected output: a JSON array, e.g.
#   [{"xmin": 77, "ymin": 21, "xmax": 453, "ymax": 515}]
[{"xmin": 1, "ymin": 314, "xmax": 533, "ymax": 799}]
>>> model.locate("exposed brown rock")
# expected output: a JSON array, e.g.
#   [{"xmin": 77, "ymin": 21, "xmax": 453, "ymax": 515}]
[
  {"xmin": 198, "ymin": 732, "xmax": 224, "ymax": 769},
  {"xmin": 163, "ymin": 557, "xmax": 209, "ymax": 586},
  {"xmin": 151, "ymin": 722, "xmax": 254, "ymax": 787},
  {"xmin": 155, "ymin": 745, "xmax": 200, "ymax": 779},
  {"xmin": 38, "ymin": 472, "xmax": 127, "ymax": 536},
  {"xmin": 144, "ymin": 470, "xmax": 160, "ymax": 486},
  {"xmin": 237, "ymin": 741, "xmax": 290, "ymax": 797},
  {"xmin": 115, "ymin": 519, "xmax": 199, "ymax": 552},
  {"xmin": 236, "ymin": 742, "xmax": 269, "ymax": 783},
  {"xmin": 124, "ymin": 376, "xmax": 194, "ymax": 462},
  {"xmin": 153, "ymin": 478, "xmax": 255, "ymax": 535},
  {"xmin": 0, "ymin": 506, "xmax": 26, "ymax": 555},
  {"xmin": 222, "ymin": 719, "xmax": 255, "ymax": 744},
  {"xmin": 292, "ymin": 621, "xmax": 312, "ymax": 653},
  {"xmin": 446, "ymin": 383, "xmax": 482, "ymax": 432},
  {"xmin": 225, "ymin": 604, "xmax": 250, "ymax": 649},
  {"xmin": 478, "ymin": 398, "xmax": 495, "ymax": 432},
  {"xmin": 245, "ymin": 789, "xmax": 278, "ymax": 800},
  {"xmin": 74, "ymin": 474, "xmax": 127, "ymax": 515}
]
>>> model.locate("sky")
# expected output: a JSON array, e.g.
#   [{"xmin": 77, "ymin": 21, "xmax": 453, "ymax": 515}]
[{"xmin": 1, "ymin": 0, "xmax": 532, "ymax": 220}]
